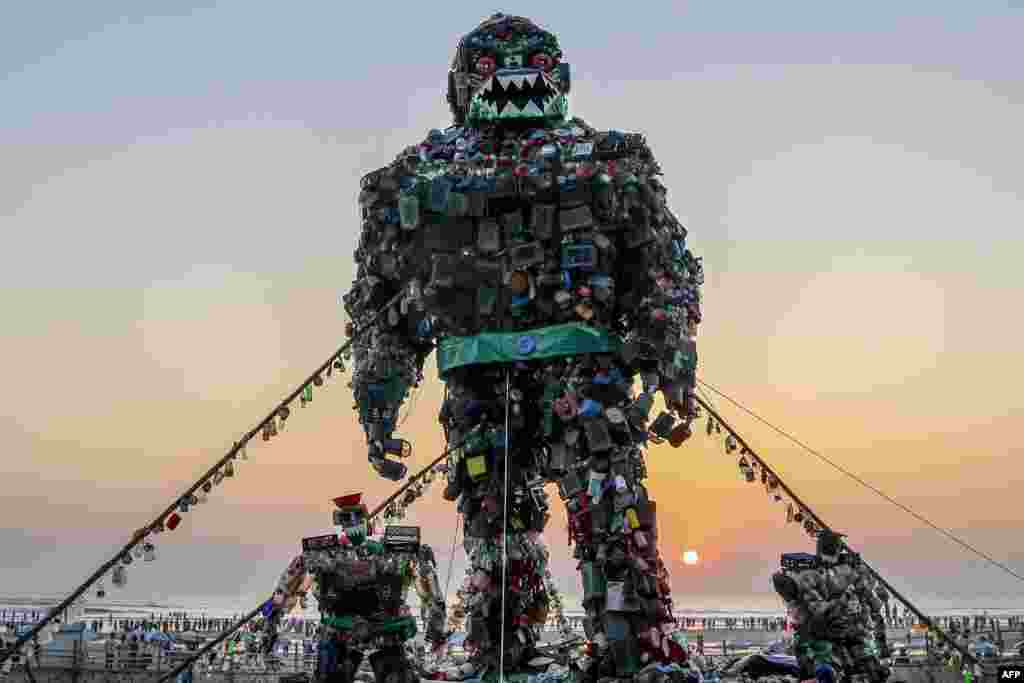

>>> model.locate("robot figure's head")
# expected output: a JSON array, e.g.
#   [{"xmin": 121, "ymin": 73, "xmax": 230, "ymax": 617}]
[
  {"xmin": 332, "ymin": 493, "xmax": 371, "ymax": 546},
  {"xmin": 447, "ymin": 13, "xmax": 570, "ymax": 126},
  {"xmin": 816, "ymin": 529, "xmax": 844, "ymax": 565}
]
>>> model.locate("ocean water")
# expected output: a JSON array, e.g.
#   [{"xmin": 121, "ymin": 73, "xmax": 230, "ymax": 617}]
[{"xmin": 5, "ymin": 595, "xmax": 1024, "ymax": 624}]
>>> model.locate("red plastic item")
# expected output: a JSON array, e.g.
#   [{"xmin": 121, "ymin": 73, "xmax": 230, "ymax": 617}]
[
  {"xmin": 530, "ymin": 53, "xmax": 554, "ymax": 71},
  {"xmin": 332, "ymin": 493, "xmax": 363, "ymax": 508},
  {"xmin": 475, "ymin": 56, "xmax": 496, "ymax": 76},
  {"xmin": 165, "ymin": 512, "xmax": 182, "ymax": 531}
]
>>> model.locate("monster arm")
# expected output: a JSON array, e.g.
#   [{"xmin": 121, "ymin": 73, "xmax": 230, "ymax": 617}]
[
  {"xmin": 414, "ymin": 545, "xmax": 448, "ymax": 647},
  {"xmin": 345, "ymin": 168, "xmax": 435, "ymax": 477},
  {"xmin": 612, "ymin": 142, "xmax": 702, "ymax": 429}
]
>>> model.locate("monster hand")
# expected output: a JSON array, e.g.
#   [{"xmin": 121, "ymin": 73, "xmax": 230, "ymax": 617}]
[
  {"xmin": 652, "ymin": 378, "xmax": 695, "ymax": 445},
  {"xmin": 660, "ymin": 379, "xmax": 694, "ymax": 420},
  {"xmin": 368, "ymin": 440, "xmax": 407, "ymax": 481}
]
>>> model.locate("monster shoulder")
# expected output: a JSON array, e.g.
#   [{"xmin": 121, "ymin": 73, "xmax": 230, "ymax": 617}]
[
  {"xmin": 589, "ymin": 128, "xmax": 655, "ymax": 164},
  {"xmin": 357, "ymin": 159, "xmax": 408, "ymax": 286},
  {"xmin": 357, "ymin": 132, "xmax": 465, "ymax": 285},
  {"xmin": 355, "ymin": 153, "xmax": 437, "ymax": 345}
]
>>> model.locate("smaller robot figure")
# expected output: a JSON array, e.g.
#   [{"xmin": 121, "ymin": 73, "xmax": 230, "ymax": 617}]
[
  {"xmin": 827, "ymin": 549, "xmax": 890, "ymax": 667},
  {"xmin": 261, "ymin": 493, "xmax": 447, "ymax": 683},
  {"xmin": 771, "ymin": 532, "xmax": 890, "ymax": 683}
]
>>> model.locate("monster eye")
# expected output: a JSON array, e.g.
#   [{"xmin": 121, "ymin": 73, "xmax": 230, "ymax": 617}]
[
  {"xmin": 475, "ymin": 55, "xmax": 496, "ymax": 76},
  {"xmin": 530, "ymin": 53, "xmax": 554, "ymax": 71}
]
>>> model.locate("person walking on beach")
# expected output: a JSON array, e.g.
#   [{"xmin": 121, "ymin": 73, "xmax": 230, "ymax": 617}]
[{"xmin": 104, "ymin": 637, "xmax": 115, "ymax": 670}]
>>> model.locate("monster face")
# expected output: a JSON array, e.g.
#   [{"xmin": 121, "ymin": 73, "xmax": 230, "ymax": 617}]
[
  {"xmin": 469, "ymin": 68, "xmax": 566, "ymax": 122},
  {"xmin": 449, "ymin": 13, "xmax": 570, "ymax": 125}
]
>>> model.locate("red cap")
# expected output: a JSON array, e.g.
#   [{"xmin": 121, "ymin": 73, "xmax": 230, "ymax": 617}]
[{"xmin": 332, "ymin": 493, "xmax": 362, "ymax": 508}]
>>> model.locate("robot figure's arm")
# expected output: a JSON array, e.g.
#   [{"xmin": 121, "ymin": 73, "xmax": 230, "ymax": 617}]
[
  {"xmin": 414, "ymin": 544, "xmax": 447, "ymax": 646},
  {"xmin": 772, "ymin": 570, "xmax": 800, "ymax": 604},
  {"xmin": 612, "ymin": 139, "xmax": 702, "ymax": 428},
  {"xmin": 345, "ymin": 166, "xmax": 435, "ymax": 480},
  {"xmin": 261, "ymin": 555, "xmax": 311, "ymax": 652}
]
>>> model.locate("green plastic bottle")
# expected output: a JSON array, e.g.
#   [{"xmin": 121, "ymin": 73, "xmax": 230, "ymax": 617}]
[{"xmin": 398, "ymin": 193, "xmax": 420, "ymax": 230}]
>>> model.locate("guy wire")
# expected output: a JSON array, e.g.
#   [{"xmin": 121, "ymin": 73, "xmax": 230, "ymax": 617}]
[{"xmin": 498, "ymin": 368, "xmax": 512, "ymax": 682}]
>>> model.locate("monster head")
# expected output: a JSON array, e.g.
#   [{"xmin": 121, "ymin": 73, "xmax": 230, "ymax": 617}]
[
  {"xmin": 447, "ymin": 13, "xmax": 570, "ymax": 126},
  {"xmin": 332, "ymin": 493, "xmax": 371, "ymax": 546}
]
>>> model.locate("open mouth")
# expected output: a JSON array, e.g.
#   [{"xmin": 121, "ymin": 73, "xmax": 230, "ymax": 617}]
[{"xmin": 475, "ymin": 69, "xmax": 558, "ymax": 117}]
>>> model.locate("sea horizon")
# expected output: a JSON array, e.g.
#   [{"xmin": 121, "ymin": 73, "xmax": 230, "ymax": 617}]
[{"xmin": 6, "ymin": 595, "xmax": 1024, "ymax": 622}]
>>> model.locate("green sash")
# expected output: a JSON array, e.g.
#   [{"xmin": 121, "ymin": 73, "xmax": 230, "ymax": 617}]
[{"xmin": 437, "ymin": 322, "xmax": 622, "ymax": 377}]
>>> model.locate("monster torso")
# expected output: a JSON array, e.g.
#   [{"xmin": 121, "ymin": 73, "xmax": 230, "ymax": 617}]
[{"xmin": 349, "ymin": 117, "xmax": 699, "ymax": 348}]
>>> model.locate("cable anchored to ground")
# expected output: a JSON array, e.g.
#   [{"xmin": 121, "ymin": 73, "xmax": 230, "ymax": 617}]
[
  {"xmin": 691, "ymin": 391, "xmax": 979, "ymax": 667},
  {"xmin": 0, "ymin": 290, "xmax": 406, "ymax": 668},
  {"xmin": 697, "ymin": 377, "xmax": 1024, "ymax": 585},
  {"xmin": 158, "ymin": 432, "xmax": 472, "ymax": 683}
]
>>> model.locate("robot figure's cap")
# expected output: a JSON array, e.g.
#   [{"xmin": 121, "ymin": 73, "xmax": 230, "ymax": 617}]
[{"xmin": 332, "ymin": 493, "xmax": 363, "ymax": 509}]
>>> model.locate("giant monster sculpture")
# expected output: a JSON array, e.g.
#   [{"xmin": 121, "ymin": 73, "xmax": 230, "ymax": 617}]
[{"xmin": 344, "ymin": 13, "xmax": 703, "ymax": 681}]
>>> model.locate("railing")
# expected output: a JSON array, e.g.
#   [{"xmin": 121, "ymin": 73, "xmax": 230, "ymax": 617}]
[{"xmin": 12, "ymin": 641, "xmax": 318, "ymax": 676}]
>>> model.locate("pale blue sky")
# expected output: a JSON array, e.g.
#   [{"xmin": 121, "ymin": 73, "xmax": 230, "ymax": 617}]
[
  {"xmin": 2, "ymin": 2, "xmax": 1023, "ymax": 609},
  {"xmin": 4, "ymin": 2, "xmax": 1023, "ymax": 135}
]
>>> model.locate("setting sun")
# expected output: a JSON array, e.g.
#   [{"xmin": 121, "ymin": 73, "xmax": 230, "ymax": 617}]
[{"xmin": 683, "ymin": 550, "xmax": 699, "ymax": 565}]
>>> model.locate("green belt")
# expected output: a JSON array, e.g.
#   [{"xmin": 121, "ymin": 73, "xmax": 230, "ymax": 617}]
[
  {"xmin": 321, "ymin": 614, "xmax": 417, "ymax": 640},
  {"xmin": 437, "ymin": 322, "xmax": 622, "ymax": 378}
]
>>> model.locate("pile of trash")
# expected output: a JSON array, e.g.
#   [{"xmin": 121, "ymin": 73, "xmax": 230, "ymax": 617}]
[{"xmin": 417, "ymin": 635, "xmax": 708, "ymax": 683}]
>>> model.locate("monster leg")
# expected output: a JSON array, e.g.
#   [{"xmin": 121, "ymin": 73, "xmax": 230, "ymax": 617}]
[
  {"xmin": 441, "ymin": 364, "xmax": 553, "ymax": 675},
  {"xmin": 548, "ymin": 355, "xmax": 687, "ymax": 680}
]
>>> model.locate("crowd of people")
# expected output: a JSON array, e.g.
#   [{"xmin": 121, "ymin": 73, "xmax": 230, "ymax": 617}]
[{"xmin": 5, "ymin": 608, "xmax": 1024, "ymax": 637}]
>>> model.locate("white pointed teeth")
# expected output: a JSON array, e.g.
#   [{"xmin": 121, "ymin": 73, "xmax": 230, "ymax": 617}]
[
  {"xmin": 497, "ymin": 73, "xmax": 530, "ymax": 90},
  {"xmin": 521, "ymin": 100, "xmax": 544, "ymax": 116},
  {"xmin": 498, "ymin": 98, "xmax": 548, "ymax": 117}
]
